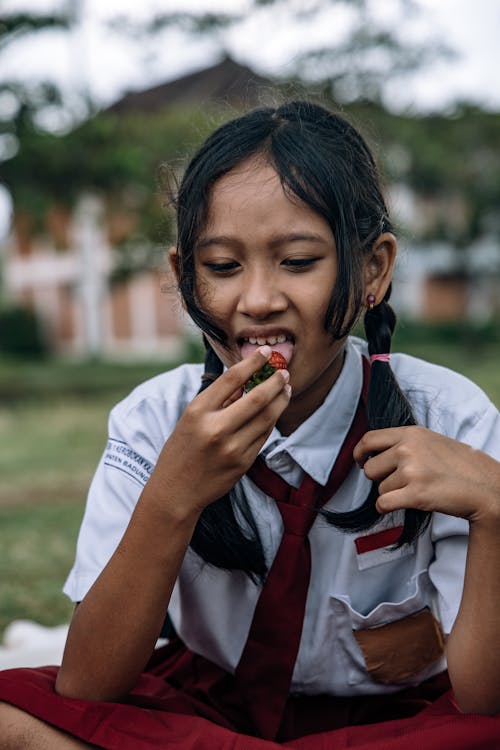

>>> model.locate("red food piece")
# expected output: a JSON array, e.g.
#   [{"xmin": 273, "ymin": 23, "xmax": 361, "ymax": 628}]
[
  {"xmin": 244, "ymin": 350, "xmax": 288, "ymax": 392},
  {"xmin": 268, "ymin": 351, "xmax": 287, "ymax": 370}
]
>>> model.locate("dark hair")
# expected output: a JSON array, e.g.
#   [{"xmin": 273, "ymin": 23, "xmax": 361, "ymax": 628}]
[{"xmin": 172, "ymin": 100, "xmax": 429, "ymax": 580}]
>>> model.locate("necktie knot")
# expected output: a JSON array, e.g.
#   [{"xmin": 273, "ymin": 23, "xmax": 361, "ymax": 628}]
[{"xmin": 277, "ymin": 501, "xmax": 316, "ymax": 537}]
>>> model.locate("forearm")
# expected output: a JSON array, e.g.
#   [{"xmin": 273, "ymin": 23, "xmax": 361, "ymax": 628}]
[
  {"xmin": 446, "ymin": 504, "xmax": 500, "ymax": 714},
  {"xmin": 55, "ymin": 350, "xmax": 290, "ymax": 702},
  {"xmin": 55, "ymin": 486, "xmax": 200, "ymax": 702}
]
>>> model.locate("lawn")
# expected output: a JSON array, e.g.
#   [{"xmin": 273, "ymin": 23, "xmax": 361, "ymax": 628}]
[
  {"xmin": 0, "ymin": 330, "xmax": 499, "ymax": 637},
  {"xmin": 0, "ymin": 354, "xmax": 193, "ymax": 636}
]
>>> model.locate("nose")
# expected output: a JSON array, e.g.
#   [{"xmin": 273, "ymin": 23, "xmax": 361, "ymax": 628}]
[{"xmin": 236, "ymin": 267, "xmax": 287, "ymax": 319}]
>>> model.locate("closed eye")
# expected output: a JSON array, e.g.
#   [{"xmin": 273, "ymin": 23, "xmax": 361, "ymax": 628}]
[
  {"xmin": 204, "ymin": 261, "xmax": 240, "ymax": 273},
  {"xmin": 281, "ymin": 257, "xmax": 318, "ymax": 271}
]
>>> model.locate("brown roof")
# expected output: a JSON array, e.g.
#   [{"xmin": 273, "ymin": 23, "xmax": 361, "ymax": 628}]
[{"xmin": 106, "ymin": 55, "xmax": 278, "ymax": 114}]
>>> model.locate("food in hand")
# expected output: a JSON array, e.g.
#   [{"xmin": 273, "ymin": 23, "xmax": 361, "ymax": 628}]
[{"xmin": 244, "ymin": 351, "xmax": 288, "ymax": 392}]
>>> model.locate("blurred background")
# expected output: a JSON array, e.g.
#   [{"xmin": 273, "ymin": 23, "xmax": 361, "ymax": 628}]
[{"xmin": 0, "ymin": 0, "xmax": 499, "ymax": 639}]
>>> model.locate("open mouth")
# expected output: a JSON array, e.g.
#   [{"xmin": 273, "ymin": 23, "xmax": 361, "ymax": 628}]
[
  {"xmin": 238, "ymin": 334, "xmax": 295, "ymax": 365},
  {"xmin": 241, "ymin": 334, "xmax": 289, "ymax": 346}
]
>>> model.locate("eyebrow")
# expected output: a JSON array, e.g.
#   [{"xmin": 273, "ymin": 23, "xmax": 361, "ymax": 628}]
[{"xmin": 196, "ymin": 232, "xmax": 329, "ymax": 250}]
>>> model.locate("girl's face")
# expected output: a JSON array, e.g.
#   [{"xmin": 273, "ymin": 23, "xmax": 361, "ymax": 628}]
[{"xmin": 191, "ymin": 156, "xmax": 347, "ymax": 428}]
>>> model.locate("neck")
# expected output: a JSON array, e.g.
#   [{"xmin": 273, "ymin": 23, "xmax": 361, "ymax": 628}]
[{"xmin": 277, "ymin": 347, "xmax": 346, "ymax": 436}]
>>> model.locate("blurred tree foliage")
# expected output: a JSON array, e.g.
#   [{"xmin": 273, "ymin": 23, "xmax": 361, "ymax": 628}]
[
  {"xmin": 1, "ymin": 106, "xmax": 227, "ymax": 274},
  {"xmin": 1, "ymin": 0, "xmax": 499, "ymax": 271},
  {"xmin": 3, "ymin": 98, "xmax": 500, "ymax": 258},
  {"xmin": 347, "ymin": 101, "xmax": 500, "ymax": 247},
  {"xmin": 0, "ymin": 4, "xmax": 73, "ymax": 155}
]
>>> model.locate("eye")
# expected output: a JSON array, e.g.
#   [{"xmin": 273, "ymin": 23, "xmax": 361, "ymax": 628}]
[
  {"xmin": 203, "ymin": 261, "xmax": 240, "ymax": 274},
  {"xmin": 281, "ymin": 257, "xmax": 318, "ymax": 271}
]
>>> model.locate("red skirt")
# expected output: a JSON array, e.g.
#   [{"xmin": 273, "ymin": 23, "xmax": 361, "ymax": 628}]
[{"xmin": 0, "ymin": 638, "xmax": 498, "ymax": 749}]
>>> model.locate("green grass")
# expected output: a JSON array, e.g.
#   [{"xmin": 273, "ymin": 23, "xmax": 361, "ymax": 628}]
[
  {"xmin": 0, "ymin": 396, "xmax": 109, "ymax": 505},
  {"xmin": 0, "ymin": 332, "xmax": 498, "ymax": 638},
  {"xmin": 0, "ymin": 503, "xmax": 83, "ymax": 634},
  {"xmin": 0, "ymin": 352, "xmax": 202, "ymax": 637}
]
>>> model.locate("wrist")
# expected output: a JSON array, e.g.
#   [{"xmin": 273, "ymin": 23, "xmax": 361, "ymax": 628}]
[
  {"xmin": 469, "ymin": 496, "xmax": 500, "ymax": 535},
  {"xmin": 138, "ymin": 478, "xmax": 203, "ymax": 529},
  {"xmin": 467, "ymin": 455, "xmax": 500, "ymax": 527}
]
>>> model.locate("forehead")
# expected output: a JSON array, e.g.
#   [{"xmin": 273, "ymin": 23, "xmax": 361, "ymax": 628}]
[
  {"xmin": 207, "ymin": 157, "xmax": 284, "ymax": 216},
  {"xmin": 202, "ymin": 156, "xmax": 330, "ymax": 238}
]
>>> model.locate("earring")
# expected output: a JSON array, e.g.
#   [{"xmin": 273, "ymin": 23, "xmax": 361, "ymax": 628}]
[{"xmin": 366, "ymin": 293, "xmax": 376, "ymax": 310}]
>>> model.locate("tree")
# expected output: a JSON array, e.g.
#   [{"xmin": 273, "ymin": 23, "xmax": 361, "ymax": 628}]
[
  {"xmin": 113, "ymin": 0, "xmax": 454, "ymax": 106},
  {"xmin": 0, "ymin": 4, "xmax": 74, "ymax": 153}
]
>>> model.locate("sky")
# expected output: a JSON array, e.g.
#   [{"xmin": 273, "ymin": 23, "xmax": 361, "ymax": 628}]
[{"xmin": 1, "ymin": 0, "xmax": 500, "ymax": 236}]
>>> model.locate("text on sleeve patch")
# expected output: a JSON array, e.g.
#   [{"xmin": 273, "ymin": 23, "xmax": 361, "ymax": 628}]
[{"xmin": 104, "ymin": 438, "xmax": 154, "ymax": 487}]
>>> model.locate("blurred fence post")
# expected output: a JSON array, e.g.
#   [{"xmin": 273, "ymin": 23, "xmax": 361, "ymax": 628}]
[{"xmin": 74, "ymin": 194, "xmax": 108, "ymax": 358}]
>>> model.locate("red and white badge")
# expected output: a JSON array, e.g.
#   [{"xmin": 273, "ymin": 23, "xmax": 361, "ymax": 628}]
[{"xmin": 354, "ymin": 525, "xmax": 413, "ymax": 570}]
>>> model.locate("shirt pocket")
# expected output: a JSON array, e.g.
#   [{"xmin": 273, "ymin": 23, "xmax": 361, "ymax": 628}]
[{"xmin": 331, "ymin": 569, "xmax": 445, "ymax": 688}]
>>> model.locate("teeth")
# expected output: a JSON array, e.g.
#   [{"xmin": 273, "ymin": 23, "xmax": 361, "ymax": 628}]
[{"xmin": 246, "ymin": 335, "xmax": 288, "ymax": 345}]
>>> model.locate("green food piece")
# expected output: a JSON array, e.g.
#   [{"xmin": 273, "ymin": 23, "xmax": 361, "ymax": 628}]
[{"xmin": 244, "ymin": 362, "xmax": 276, "ymax": 392}]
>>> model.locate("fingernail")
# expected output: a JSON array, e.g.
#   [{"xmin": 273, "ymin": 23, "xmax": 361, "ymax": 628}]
[
  {"xmin": 258, "ymin": 345, "xmax": 272, "ymax": 358},
  {"xmin": 279, "ymin": 369, "xmax": 290, "ymax": 383},
  {"xmin": 284, "ymin": 384, "xmax": 292, "ymax": 397}
]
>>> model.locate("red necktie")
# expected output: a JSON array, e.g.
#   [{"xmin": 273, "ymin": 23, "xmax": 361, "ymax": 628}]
[{"xmin": 235, "ymin": 361, "xmax": 369, "ymax": 739}]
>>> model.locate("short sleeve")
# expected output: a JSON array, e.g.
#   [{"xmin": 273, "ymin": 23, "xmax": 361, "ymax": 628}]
[
  {"xmin": 63, "ymin": 404, "xmax": 159, "ymax": 602},
  {"xmin": 427, "ymin": 398, "xmax": 500, "ymax": 633},
  {"xmin": 63, "ymin": 364, "xmax": 202, "ymax": 603}
]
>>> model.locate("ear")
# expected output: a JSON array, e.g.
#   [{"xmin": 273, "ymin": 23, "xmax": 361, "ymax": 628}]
[
  {"xmin": 363, "ymin": 232, "xmax": 397, "ymax": 304},
  {"xmin": 168, "ymin": 246, "xmax": 179, "ymax": 281}
]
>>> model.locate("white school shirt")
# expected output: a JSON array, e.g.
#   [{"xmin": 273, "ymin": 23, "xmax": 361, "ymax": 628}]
[{"xmin": 64, "ymin": 338, "xmax": 500, "ymax": 697}]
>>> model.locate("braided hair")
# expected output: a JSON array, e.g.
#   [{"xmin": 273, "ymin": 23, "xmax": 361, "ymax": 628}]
[
  {"xmin": 173, "ymin": 101, "xmax": 429, "ymax": 580},
  {"xmin": 320, "ymin": 285, "xmax": 430, "ymax": 545}
]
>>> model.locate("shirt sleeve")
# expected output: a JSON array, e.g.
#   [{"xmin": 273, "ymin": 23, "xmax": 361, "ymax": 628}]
[
  {"xmin": 427, "ymin": 396, "xmax": 500, "ymax": 633},
  {"xmin": 63, "ymin": 397, "xmax": 164, "ymax": 603}
]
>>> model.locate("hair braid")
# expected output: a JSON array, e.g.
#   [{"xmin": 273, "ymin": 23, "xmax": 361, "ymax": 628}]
[
  {"xmin": 319, "ymin": 287, "xmax": 430, "ymax": 545},
  {"xmin": 363, "ymin": 288, "xmax": 431, "ymax": 545},
  {"xmin": 188, "ymin": 339, "xmax": 267, "ymax": 581}
]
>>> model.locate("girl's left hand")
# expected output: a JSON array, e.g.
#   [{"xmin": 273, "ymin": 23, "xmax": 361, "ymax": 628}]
[{"xmin": 354, "ymin": 426, "xmax": 500, "ymax": 524}]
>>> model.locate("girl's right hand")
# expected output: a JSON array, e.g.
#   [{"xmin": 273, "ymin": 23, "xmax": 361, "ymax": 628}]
[{"xmin": 145, "ymin": 346, "xmax": 291, "ymax": 519}]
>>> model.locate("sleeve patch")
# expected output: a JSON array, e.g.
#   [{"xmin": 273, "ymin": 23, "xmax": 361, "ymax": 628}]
[{"xmin": 104, "ymin": 438, "xmax": 154, "ymax": 487}]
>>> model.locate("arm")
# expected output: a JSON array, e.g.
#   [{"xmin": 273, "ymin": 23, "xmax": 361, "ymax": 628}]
[
  {"xmin": 354, "ymin": 427, "xmax": 500, "ymax": 714},
  {"xmin": 55, "ymin": 348, "xmax": 290, "ymax": 701}
]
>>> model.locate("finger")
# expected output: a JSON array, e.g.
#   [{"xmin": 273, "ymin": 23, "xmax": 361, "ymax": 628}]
[
  {"xmin": 211, "ymin": 386, "xmax": 291, "ymax": 480},
  {"xmin": 222, "ymin": 387, "xmax": 244, "ymax": 409},
  {"xmin": 376, "ymin": 487, "xmax": 415, "ymax": 514},
  {"xmin": 377, "ymin": 470, "xmax": 405, "ymax": 497},
  {"xmin": 361, "ymin": 447, "xmax": 398, "ymax": 483},
  {"xmin": 238, "ymin": 391, "xmax": 292, "ymax": 464},
  {"xmin": 229, "ymin": 372, "xmax": 291, "ymax": 434},
  {"xmin": 202, "ymin": 346, "xmax": 274, "ymax": 408},
  {"xmin": 353, "ymin": 428, "xmax": 407, "ymax": 467}
]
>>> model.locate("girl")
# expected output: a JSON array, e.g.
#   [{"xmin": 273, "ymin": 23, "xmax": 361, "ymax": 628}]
[{"xmin": 1, "ymin": 100, "xmax": 499, "ymax": 749}]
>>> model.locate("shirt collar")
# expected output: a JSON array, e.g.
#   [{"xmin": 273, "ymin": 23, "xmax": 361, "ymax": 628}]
[{"xmin": 262, "ymin": 338, "xmax": 364, "ymax": 485}]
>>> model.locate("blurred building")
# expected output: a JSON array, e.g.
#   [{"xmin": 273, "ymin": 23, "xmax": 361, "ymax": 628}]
[
  {"xmin": 389, "ymin": 184, "xmax": 500, "ymax": 322},
  {"xmin": 105, "ymin": 55, "xmax": 274, "ymax": 115},
  {"xmin": 4, "ymin": 195, "xmax": 185, "ymax": 358},
  {"xmin": 1, "ymin": 57, "xmax": 277, "ymax": 357}
]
